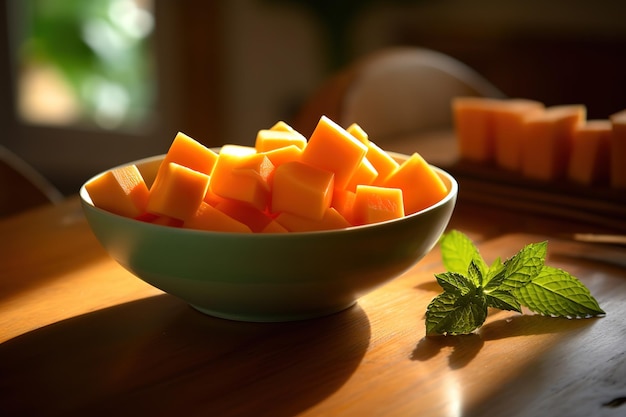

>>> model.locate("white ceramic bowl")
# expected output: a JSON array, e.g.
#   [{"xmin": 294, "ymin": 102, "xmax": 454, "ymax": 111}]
[{"xmin": 80, "ymin": 152, "xmax": 458, "ymax": 322}]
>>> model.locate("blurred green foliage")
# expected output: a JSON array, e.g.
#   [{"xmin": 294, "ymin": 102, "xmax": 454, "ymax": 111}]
[{"xmin": 19, "ymin": 0, "xmax": 154, "ymax": 128}]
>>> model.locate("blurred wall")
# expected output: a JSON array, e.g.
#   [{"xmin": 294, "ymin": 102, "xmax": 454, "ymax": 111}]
[
  {"xmin": 352, "ymin": 0, "xmax": 626, "ymax": 119},
  {"xmin": 3, "ymin": 0, "xmax": 625, "ymax": 194},
  {"xmin": 217, "ymin": 1, "xmax": 325, "ymax": 146},
  {"xmin": 216, "ymin": 0, "xmax": 626, "ymax": 144}
]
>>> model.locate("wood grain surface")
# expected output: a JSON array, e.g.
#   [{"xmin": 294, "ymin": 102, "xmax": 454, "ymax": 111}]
[{"xmin": 1, "ymin": 196, "xmax": 625, "ymax": 417}]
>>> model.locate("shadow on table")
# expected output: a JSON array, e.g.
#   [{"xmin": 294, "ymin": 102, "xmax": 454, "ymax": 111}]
[
  {"xmin": 0, "ymin": 294, "xmax": 371, "ymax": 417},
  {"xmin": 410, "ymin": 312, "xmax": 595, "ymax": 370}
]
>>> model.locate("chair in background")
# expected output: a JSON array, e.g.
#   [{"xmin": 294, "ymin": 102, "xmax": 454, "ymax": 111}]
[
  {"xmin": 0, "ymin": 145, "xmax": 64, "ymax": 218},
  {"xmin": 293, "ymin": 46, "xmax": 504, "ymax": 144}
]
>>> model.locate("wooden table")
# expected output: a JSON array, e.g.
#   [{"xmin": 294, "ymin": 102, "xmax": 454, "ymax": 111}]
[{"xmin": 2, "ymin": 183, "xmax": 625, "ymax": 416}]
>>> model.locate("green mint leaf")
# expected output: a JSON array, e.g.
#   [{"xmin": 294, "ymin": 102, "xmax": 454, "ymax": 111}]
[
  {"xmin": 425, "ymin": 230, "xmax": 604, "ymax": 336},
  {"xmin": 468, "ymin": 259, "xmax": 484, "ymax": 287},
  {"xmin": 435, "ymin": 271, "xmax": 473, "ymax": 295},
  {"xmin": 484, "ymin": 257, "xmax": 505, "ymax": 289},
  {"xmin": 499, "ymin": 241, "xmax": 547, "ymax": 291},
  {"xmin": 485, "ymin": 289, "xmax": 522, "ymax": 312},
  {"xmin": 440, "ymin": 230, "xmax": 487, "ymax": 286},
  {"xmin": 425, "ymin": 290, "xmax": 488, "ymax": 335},
  {"xmin": 513, "ymin": 266, "xmax": 606, "ymax": 318}
]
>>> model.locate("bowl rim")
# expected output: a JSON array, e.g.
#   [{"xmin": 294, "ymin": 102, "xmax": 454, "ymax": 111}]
[{"xmin": 80, "ymin": 151, "xmax": 458, "ymax": 237}]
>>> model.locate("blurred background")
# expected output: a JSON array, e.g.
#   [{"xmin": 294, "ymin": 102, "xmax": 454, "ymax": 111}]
[{"xmin": 1, "ymin": 0, "xmax": 625, "ymax": 195}]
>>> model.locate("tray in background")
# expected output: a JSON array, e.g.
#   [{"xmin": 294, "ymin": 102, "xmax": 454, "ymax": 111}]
[{"xmin": 447, "ymin": 160, "xmax": 626, "ymax": 232}]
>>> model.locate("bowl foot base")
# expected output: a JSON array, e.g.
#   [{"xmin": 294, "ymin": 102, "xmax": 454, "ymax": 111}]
[{"xmin": 189, "ymin": 301, "xmax": 357, "ymax": 322}]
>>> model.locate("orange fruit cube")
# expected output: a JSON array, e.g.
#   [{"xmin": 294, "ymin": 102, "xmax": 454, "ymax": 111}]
[
  {"xmin": 521, "ymin": 105, "xmax": 586, "ymax": 181},
  {"xmin": 367, "ymin": 141, "xmax": 400, "ymax": 185},
  {"xmin": 147, "ymin": 162, "xmax": 210, "ymax": 221},
  {"xmin": 382, "ymin": 152, "xmax": 448, "ymax": 214},
  {"xmin": 301, "ymin": 116, "xmax": 368, "ymax": 190},
  {"xmin": 269, "ymin": 120, "xmax": 298, "ymax": 132},
  {"xmin": 345, "ymin": 156, "xmax": 378, "ymax": 192},
  {"xmin": 275, "ymin": 207, "xmax": 351, "ymax": 232},
  {"xmin": 271, "ymin": 161, "xmax": 334, "ymax": 220},
  {"xmin": 331, "ymin": 188, "xmax": 356, "ymax": 226},
  {"xmin": 610, "ymin": 110, "xmax": 626, "ymax": 188},
  {"xmin": 210, "ymin": 145, "xmax": 273, "ymax": 211},
  {"xmin": 85, "ymin": 164, "xmax": 150, "ymax": 218},
  {"xmin": 214, "ymin": 199, "xmax": 275, "ymax": 233},
  {"xmin": 150, "ymin": 132, "xmax": 217, "ymax": 195},
  {"xmin": 346, "ymin": 122, "xmax": 369, "ymax": 145},
  {"xmin": 492, "ymin": 99, "xmax": 545, "ymax": 171},
  {"xmin": 452, "ymin": 97, "xmax": 503, "ymax": 163},
  {"xmin": 184, "ymin": 202, "xmax": 252, "ymax": 233},
  {"xmin": 568, "ymin": 120, "xmax": 612, "ymax": 185},
  {"xmin": 352, "ymin": 185, "xmax": 405, "ymax": 225},
  {"xmin": 262, "ymin": 145, "xmax": 303, "ymax": 168},
  {"xmin": 255, "ymin": 129, "xmax": 307, "ymax": 152},
  {"xmin": 260, "ymin": 219, "xmax": 289, "ymax": 233}
]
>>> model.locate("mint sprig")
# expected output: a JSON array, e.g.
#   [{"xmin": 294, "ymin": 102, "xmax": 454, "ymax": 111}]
[{"xmin": 425, "ymin": 230, "xmax": 605, "ymax": 336}]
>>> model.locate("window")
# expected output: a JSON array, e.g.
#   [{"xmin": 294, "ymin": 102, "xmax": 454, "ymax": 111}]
[
  {"xmin": 1, "ymin": 1, "xmax": 222, "ymax": 195},
  {"xmin": 15, "ymin": 0, "xmax": 156, "ymax": 130}
]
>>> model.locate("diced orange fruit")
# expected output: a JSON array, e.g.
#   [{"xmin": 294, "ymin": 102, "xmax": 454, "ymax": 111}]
[
  {"xmin": 184, "ymin": 202, "xmax": 252, "ymax": 233},
  {"xmin": 210, "ymin": 145, "xmax": 272, "ymax": 211},
  {"xmin": 270, "ymin": 120, "xmax": 297, "ymax": 132},
  {"xmin": 263, "ymin": 145, "xmax": 303, "ymax": 168},
  {"xmin": 255, "ymin": 129, "xmax": 307, "ymax": 152},
  {"xmin": 367, "ymin": 141, "xmax": 400, "ymax": 185},
  {"xmin": 452, "ymin": 97, "xmax": 503, "ymax": 163},
  {"xmin": 492, "ymin": 99, "xmax": 545, "ymax": 171},
  {"xmin": 232, "ymin": 152, "xmax": 275, "ymax": 185},
  {"xmin": 275, "ymin": 207, "xmax": 351, "ymax": 232},
  {"xmin": 610, "ymin": 110, "xmax": 626, "ymax": 188},
  {"xmin": 134, "ymin": 212, "xmax": 160, "ymax": 223},
  {"xmin": 301, "ymin": 115, "xmax": 368, "ymax": 190},
  {"xmin": 451, "ymin": 96, "xmax": 626, "ymax": 190},
  {"xmin": 214, "ymin": 199, "xmax": 274, "ymax": 233},
  {"xmin": 260, "ymin": 219, "xmax": 289, "ymax": 233},
  {"xmin": 382, "ymin": 152, "xmax": 448, "ymax": 215},
  {"xmin": 453, "ymin": 97, "xmax": 545, "ymax": 167},
  {"xmin": 136, "ymin": 212, "xmax": 183, "ymax": 227},
  {"xmin": 203, "ymin": 186, "xmax": 227, "ymax": 207},
  {"xmin": 161, "ymin": 132, "xmax": 218, "ymax": 175},
  {"xmin": 271, "ymin": 161, "xmax": 334, "ymax": 220},
  {"xmin": 345, "ymin": 156, "xmax": 378, "ymax": 192},
  {"xmin": 521, "ymin": 105, "xmax": 586, "ymax": 181},
  {"xmin": 153, "ymin": 216, "xmax": 184, "ymax": 227},
  {"xmin": 346, "ymin": 122, "xmax": 369, "ymax": 145},
  {"xmin": 567, "ymin": 120, "xmax": 612, "ymax": 185},
  {"xmin": 331, "ymin": 188, "xmax": 356, "ymax": 225},
  {"xmin": 146, "ymin": 162, "xmax": 210, "ymax": 221},
  {"xmin": 352, "ymin": 185, "xmax": 405, "ymax": 226},
  {"xmin": 151, "ymin": 132, "xmax": 217, "ymax": 187},
  {"xmin": 88, "ymin": 116, "xmax": 453, "ymax": 232},
  {"xmin": 85, "ymin": 164, "xmax": 150, "ymax": 218}
]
